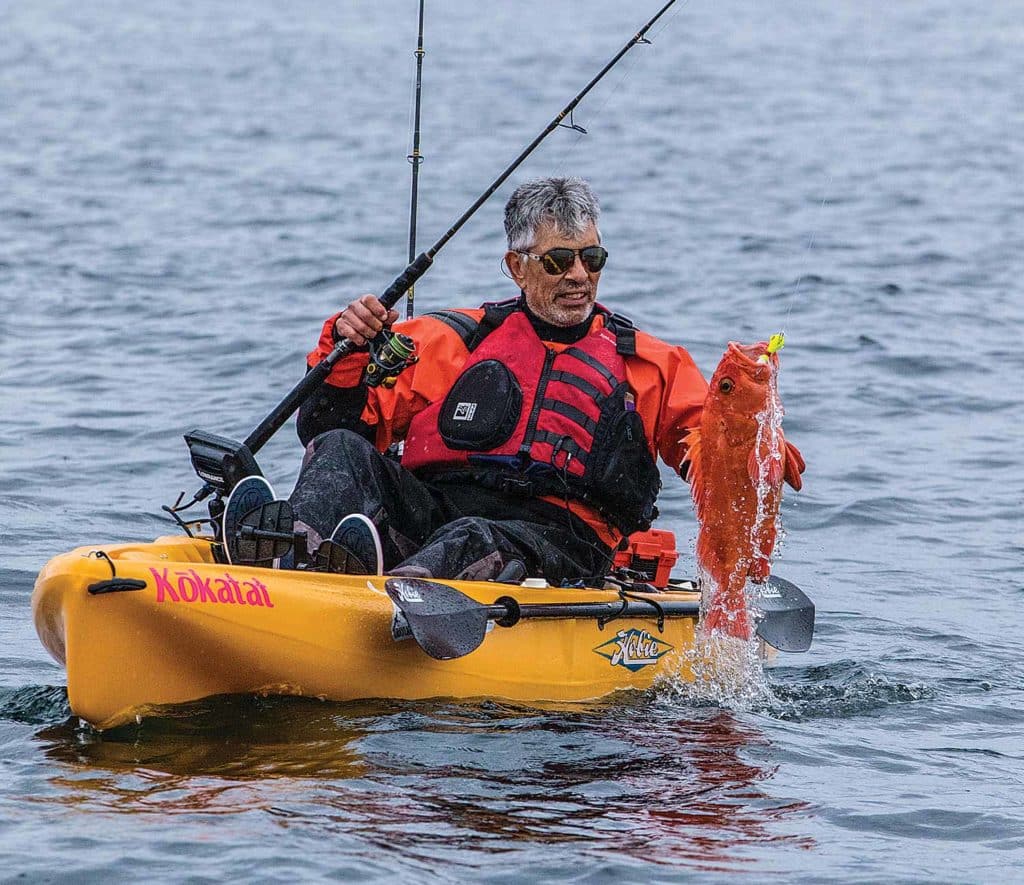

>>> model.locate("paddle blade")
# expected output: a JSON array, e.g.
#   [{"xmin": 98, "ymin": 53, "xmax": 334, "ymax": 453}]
[
  {"xmin": 752, "ymin": 576, "xmax": 815, "ymax": 652},
  {"xmin": 385, "ymin": 578, "xmax": 491, "ymax": 660}
]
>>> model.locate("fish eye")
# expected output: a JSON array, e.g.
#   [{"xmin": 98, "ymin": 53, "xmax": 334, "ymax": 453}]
[{"xmin": 719, "ymin": 378, "xmax": 735, "ymax": 394}]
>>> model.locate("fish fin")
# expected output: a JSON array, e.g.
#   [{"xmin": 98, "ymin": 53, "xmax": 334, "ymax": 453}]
[
  {"xmin": 702, "ymin": 607, "xmax": 752, "ymax": 641},
  {"xmin": 747, "ymin": 448, "xmax": 784, "ymax": 488},
  {"xmin": 783, "ymin": 439, "xmax": 805, "ymax": 491},
  {"xmin": 702, "ymin": 569, "xmax": 753, "ymax": 641},
  {"xmin": 682, "ymin": 427, "xmax": 704, "ymax": 499},
  {"xmin": 683, "ymin": 427, "xmax": 717, "ymax": 572}
]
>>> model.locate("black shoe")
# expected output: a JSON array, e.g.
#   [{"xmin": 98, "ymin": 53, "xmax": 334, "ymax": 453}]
[
  {"xmin": 316, "ymin": 514, "xmax": 383, "ymax": 576},
  {"xmin": 494, "ymin": 559, "xmax": 528, "ymax": 584},
  {"xmin": 222, "ymin": 476, "xmax": 293, "ymax": 567}
]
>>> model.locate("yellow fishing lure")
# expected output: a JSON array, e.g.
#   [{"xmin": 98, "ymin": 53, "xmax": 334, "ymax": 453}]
[{"xmin": 758, "ymin": 332, "xmax": 786, "ymax": 363}]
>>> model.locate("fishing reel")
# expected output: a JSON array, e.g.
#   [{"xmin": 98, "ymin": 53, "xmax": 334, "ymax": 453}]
[{"xmin": 363, "ymin": 328, "xmax": 419, "ymax": 388}]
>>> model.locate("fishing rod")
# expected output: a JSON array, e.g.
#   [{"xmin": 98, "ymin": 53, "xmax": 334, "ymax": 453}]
[
  {"xmin": 184, "ymin": 0, "xmax": 679, "ymax": 498},
  {"xmin": 406, "ymin": 0, "xmax": 426, "ymax": 321}
]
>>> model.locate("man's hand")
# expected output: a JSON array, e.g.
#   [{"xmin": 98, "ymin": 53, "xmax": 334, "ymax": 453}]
[{"xmin": 334, "ymin": 295, "xmax": 400, "ymax": 346}]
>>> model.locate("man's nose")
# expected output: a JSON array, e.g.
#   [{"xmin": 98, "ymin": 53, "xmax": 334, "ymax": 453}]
[{"xmin": 565, "ymin": 253, "xmax": 589, "ymax": 281}]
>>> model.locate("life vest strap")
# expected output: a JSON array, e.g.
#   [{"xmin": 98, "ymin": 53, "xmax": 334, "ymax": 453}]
[
  {"xmin": 423, "ymin": 310, "xmax": 479, "ymax": 342},
  {"xmin": 562, "ymin": 346, "xmax": 619, "ymax": 389},
  {"xmin": 547, "ymin": 369, "xmax": 602, "ymax": 402},
  {"xmin": 540, "ymin": 398, "xmax": 599, "ymax": 436}
]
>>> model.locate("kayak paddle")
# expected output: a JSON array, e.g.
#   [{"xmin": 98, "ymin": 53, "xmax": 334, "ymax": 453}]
[
  {"xmin": 749, "ymin": 575, "xmax": 815, "ymax": 652},
  {"xmin": 385, "ymin": 576, "xmax": 814, "ymax": 661}
]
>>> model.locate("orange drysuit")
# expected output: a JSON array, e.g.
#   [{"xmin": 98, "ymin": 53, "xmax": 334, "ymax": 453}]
[{"xmin": 302, "ymin": 302, "xmax": 708, "ymax": 550}]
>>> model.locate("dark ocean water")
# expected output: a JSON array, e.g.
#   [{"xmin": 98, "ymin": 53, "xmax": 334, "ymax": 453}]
[{"xmin": 2, "ymin": 0, "xmax": 1023, "ymax": 880}]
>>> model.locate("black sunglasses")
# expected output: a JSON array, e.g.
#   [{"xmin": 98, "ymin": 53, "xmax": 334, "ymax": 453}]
[{"xmin": 518, "ymin": 245, "xmax": 608, "ymax": 275}]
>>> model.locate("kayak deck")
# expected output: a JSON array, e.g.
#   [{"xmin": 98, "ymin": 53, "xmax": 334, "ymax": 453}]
[{"xmin": 32, "ymin": 535, "xmax": 700, "ymax": 730}]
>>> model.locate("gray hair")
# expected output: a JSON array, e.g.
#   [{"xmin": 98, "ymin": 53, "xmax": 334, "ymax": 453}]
[{"xmin": 504, "ymin": 177, "xmax": 601, "ymax": 252}]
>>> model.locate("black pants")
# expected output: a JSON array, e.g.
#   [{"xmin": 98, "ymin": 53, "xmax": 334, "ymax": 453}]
[{"xmin": 289, "ymin": 429, "xmax": 613, "ymax": 584}]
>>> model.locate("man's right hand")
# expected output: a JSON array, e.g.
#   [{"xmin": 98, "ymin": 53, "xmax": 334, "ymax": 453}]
[{"xmin": 334, "ymin": 294, "xmax": 400, "ymax": 346}]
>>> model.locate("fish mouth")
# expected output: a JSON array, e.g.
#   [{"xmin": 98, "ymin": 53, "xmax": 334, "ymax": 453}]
[{"xmin": 727, "ymin": 341, "xmax": 776, "ymax": 376}]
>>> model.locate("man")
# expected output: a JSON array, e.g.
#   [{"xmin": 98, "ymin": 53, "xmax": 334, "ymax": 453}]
[{"xmin": 228, "ymin": 177, "xmax": 709, "ymax": 583}]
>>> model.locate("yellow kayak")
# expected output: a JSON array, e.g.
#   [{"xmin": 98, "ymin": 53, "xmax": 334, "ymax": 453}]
[{"xmin": 33, "ymin": 535, "xmax": 716, "ymax": 730}]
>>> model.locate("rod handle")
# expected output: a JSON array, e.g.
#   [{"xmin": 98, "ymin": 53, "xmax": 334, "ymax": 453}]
[{"xmin": 379, "ymin": 251, "xmax": 433, "ymax": 310}]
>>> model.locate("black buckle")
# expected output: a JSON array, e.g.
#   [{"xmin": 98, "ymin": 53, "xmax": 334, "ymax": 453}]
[{"xmin": 498, "ymin": 476, "xmax": 534, "ymax": 496}]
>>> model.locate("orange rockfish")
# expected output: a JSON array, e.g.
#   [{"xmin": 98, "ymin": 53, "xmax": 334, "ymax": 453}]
[{"xmin": 683, "ymin": 337, "xmax": 805, "ymax": 641}]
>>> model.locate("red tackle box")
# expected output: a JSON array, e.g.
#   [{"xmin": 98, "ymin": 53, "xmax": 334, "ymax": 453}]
[{"xmin": 611, "ymin": 528, "xmax": 679, "ymax": 588}]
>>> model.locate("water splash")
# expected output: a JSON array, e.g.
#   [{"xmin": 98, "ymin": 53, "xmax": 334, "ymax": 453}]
[
  {"xmin": 659, "ymin": 656, "xmax": 933, "ymax": 722},
  {"xmin": 660, "ymin": 634, "xmax": 773, "ymax": 712},
  {"xmin": 750, "ymin": 355, "xmax": 786, "ymax": 577}
]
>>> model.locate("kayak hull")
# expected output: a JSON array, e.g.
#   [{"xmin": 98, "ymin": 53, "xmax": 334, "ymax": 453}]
[{"xmin": 33, "ymin": 536, "xmax": 700, "ymax": 730}]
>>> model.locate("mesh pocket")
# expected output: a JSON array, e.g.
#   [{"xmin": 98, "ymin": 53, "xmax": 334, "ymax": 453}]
[{"xmin": 439, "ymin": 360, "xmax": 523, "ymax": 450}]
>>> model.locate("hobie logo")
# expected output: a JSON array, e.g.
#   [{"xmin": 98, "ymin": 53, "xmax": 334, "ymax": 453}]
[
  {"xmin": 453, "ymin": 402, "xmax": 477, "ymax": 421},
  {"xmin": 150, "ymin": 567, "xmax": 274, "ymax": 608},
  {"xmin": 593, "ymin": 629, "xmax": 673, "ymax": 672},
  {"xmin": 393, "ymin": 583, "xmax": 423, "ymax": 603}
]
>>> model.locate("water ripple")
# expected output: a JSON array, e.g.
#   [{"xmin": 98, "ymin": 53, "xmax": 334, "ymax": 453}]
[{"xmin": 4, "ymin": 0, "xmax": 1024, "ymax": 878}]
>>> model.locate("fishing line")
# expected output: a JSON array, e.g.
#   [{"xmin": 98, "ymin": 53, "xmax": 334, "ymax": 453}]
[
  {"xmin": 757, "ymin": 17, "xmax": 839, "ymax": 341},
  {"xmin": 770, "ymin": 176, "xmax": 834, "ymax": 348},
  {"xmin": 550, "ymin": 1, "xmax": 691, "ymax": 171},
  {"xmin": 553, "ymin": 54, "xmax": 645, "ymax": 161},
  {"xmin": 775, "ymin": 3, "xmax": 887, "ymax": 341},
  {"xmin": 578, "ymin": 0, "xmax": 690, "ymax": 140},
  {"xmin": 404, "ymin": 60, "xmax": 419, "ymax": 170}
]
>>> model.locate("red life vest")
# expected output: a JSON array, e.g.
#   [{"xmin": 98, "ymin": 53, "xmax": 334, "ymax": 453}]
[{"xmin": 401, "ymin": 302, "xmax": 661, "ymax": 534}]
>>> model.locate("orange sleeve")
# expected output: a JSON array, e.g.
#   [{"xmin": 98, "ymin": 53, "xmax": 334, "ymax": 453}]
[
  {"xmin": 307, "ymin": 312, "xmax": 370, "ymax": 387},
  {"xmin": 306, "ymin": 310, "xmax": 484, "ymax": 451},
  {"xmin": 626, "ymin": 331, "xmax": 708, "ymax": 476}
]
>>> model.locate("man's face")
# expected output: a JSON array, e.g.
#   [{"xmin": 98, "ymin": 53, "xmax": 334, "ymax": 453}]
[{"xmin": 506, "ymin": 220, "xmax": 602, "ymax": 327}]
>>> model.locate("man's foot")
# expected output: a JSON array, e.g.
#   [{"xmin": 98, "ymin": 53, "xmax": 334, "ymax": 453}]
[
  {"xmin": 316, "ymin": 514, "xmax": 383, "ymax": 576},
  {"xmin": 221, "ymin": 476, "xmax": 293, "ymax": 567}
]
